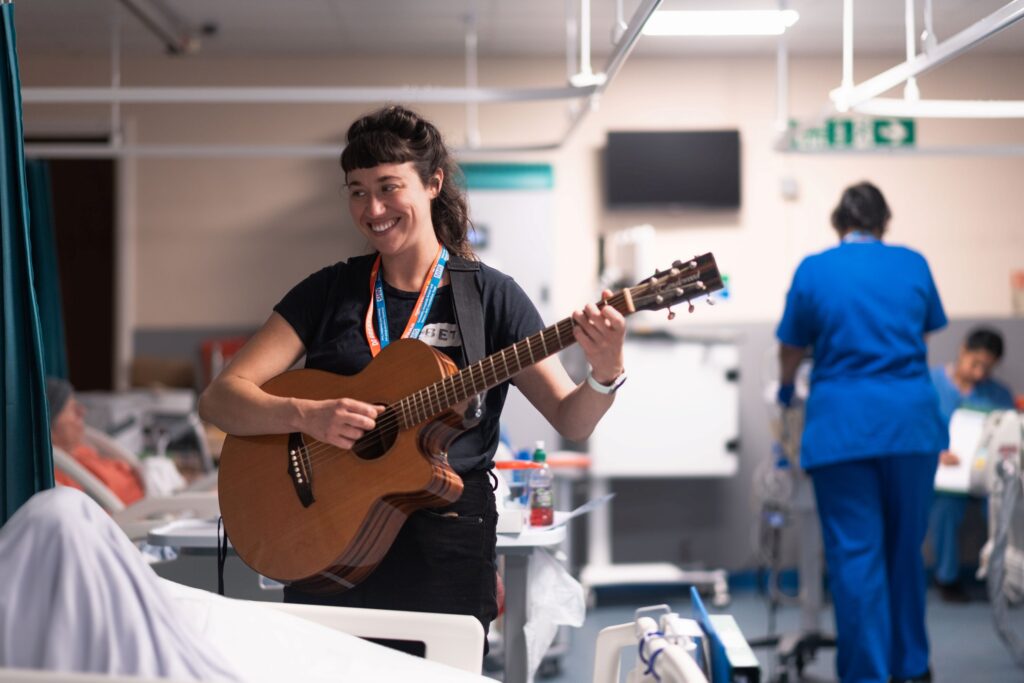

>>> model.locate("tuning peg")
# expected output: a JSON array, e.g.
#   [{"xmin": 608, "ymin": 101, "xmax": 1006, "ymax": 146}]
[
  {"xmin": 696, "ymin": 280, "xmax": 706, "ymax": 290},
  {"xmin": 655, "ymin": 294, "xmax": 665, "ymax": 305},
  {"xmin": 667, "ymin": 307, "xmax": 676, "ymax": 321},
  {"xmin": 688, "ymin": 302, "xmax": 695, "ymax": 313},
  {"xmin": 706, "ymin": 295, "xmax": 715, "ymax": 306},
  {"xmin": 688, "ymin": 260, "xmax": 698, "ymax": 269}
]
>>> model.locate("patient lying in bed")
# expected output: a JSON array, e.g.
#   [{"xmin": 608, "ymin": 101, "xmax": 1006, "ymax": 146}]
[{"xmin": 0, "ymin": 488, "xmax": 487, "ymax": 682}]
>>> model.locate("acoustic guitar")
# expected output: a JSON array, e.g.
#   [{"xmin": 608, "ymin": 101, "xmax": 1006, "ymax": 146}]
[{"xmin": 218, "ymin": 253, "xmax": 723, "ymax": 594}]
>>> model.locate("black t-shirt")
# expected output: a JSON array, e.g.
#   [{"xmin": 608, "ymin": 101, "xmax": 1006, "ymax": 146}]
[{"xmin": 273, "ymin": 253, "xmax": 545, "ymax": 473}]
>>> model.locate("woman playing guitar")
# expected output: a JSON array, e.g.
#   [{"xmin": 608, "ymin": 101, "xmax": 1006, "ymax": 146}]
[{"xmin": 198, "ymin": 105, "xmax": 626, "ymax": 647}]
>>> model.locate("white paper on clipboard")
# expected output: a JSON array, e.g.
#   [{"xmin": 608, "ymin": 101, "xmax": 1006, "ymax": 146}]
[{"xmin": 934, "ymin": 409, "xmax": 987, "ymax": 493}]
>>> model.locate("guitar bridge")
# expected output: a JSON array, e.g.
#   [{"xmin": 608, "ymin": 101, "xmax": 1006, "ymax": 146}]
[{"xmin": 287, "ymin": 432, "xmax": 315, "ymax": 507}]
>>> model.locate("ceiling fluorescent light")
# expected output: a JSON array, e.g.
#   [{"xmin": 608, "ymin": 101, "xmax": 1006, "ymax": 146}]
[{"xmin": 642, "ymin": 10, "xmax": 800, "ymax": 36}]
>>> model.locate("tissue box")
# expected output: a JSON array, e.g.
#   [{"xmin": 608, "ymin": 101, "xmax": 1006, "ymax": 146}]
[{"xmin": 496, "ymin": 503, "xmax": 525, "ymax": 534}]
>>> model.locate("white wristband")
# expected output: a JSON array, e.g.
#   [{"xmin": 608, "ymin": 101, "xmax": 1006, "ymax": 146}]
[{"xmin": 586, "ymin": 368, "xmax": 627, "ymax": 395}]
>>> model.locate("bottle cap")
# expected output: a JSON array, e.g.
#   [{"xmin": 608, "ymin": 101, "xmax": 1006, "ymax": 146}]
[
  {"xmin": 532, "ymin": 441, "xmax": 547, "ymax": 462},
  {"xmin": 515, "ymin": 449, "xmax": 531, "ymax": 461}
]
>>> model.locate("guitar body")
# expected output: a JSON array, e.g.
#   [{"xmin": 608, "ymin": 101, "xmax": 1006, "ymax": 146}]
[{"xmin": 218, "ymin": 339, "xmax": 468, "ymax": 594}]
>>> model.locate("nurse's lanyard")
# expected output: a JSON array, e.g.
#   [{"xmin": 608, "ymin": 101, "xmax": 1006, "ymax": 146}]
[
  {"xmin": 364, "ymin": 244, "xmax": 449, "ymax": 357},
  {"xmin": 842, "ymin": 231, "xmax": 878, "ymax": 243}
]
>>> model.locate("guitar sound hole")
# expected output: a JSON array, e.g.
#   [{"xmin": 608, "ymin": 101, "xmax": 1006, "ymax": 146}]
[{"xmin": 353, "ymin": 426, "xmax": 397, "ymax": 460}]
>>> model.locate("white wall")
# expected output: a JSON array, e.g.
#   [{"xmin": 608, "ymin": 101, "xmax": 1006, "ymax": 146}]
[{"xmin": 21, "ymin": 52, "xmax": 1024, "ymax": 333}]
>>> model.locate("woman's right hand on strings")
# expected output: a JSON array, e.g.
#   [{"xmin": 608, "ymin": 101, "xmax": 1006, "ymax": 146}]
[{"xmin": 301, "ymin": 398, "xmax": 385, "ymax": 450}]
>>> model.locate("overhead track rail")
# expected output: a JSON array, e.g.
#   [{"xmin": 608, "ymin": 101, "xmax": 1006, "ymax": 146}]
[
  {"xmin": 832, "ymin": 0, "xmax": 1024, "ymax": 117},
  {"xmin": 24, "ymin": 0, "xmax": 663, "ymax": 158}
]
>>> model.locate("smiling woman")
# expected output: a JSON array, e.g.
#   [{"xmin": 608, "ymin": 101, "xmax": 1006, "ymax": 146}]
[{"xmin": 197, "ymin": 104, "xmax": 628, "ymax": 651}]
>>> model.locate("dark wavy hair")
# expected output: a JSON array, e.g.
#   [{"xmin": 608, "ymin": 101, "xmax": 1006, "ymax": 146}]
[
  {"xmin": 340, "ymin": 105, "xmax": 473, "ymax": 259},
  {"xmin": 830, "ymin": 181, "xmax": 891, "ymax": 237}
]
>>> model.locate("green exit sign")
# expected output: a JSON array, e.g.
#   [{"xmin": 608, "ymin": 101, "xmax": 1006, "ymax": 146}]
[{"xmin": 788, "ymin": 117, "xmax": 915, "ymax": 151}]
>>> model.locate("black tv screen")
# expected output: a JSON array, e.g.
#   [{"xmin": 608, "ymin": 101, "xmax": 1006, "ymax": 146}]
[{"xmin": 604, "ymin": 130, "xmax": 741, "ymax": 209}]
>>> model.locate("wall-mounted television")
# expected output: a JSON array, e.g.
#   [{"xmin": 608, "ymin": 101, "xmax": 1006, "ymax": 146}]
[{"xmin": 604, "ymin": 130, "xmax": 741, "ymax": 209}]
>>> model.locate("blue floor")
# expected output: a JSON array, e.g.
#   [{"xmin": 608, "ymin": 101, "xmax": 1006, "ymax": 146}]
[{"xmin": 487, "ymin": 583, "xmax": 1024, "ymax": 682}]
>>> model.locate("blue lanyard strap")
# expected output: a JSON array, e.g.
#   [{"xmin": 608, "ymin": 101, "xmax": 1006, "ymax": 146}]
[{"xmin": 842, "ymin": 231, "xmax": 879, "ymax": 244}]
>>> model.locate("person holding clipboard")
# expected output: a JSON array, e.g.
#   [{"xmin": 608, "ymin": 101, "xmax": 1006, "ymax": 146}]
[{"xmin": 928, "ymin": 327, "xmax": 1015, "ymax": 602}]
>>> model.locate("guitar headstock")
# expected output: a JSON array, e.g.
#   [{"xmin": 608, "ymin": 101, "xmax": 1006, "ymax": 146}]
[{"xmin": 627, "ymin": 253, "xmax": 723, "ymax": 316}]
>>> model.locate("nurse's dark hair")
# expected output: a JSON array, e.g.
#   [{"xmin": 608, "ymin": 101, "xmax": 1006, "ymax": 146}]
[
  {"xmin": 340, "ymin": 105, "xmax": 473, "ymax": 259},
  {"xmin": 830, "ymin": 181, "xmax": 891, "ymax": 236},
  {"xmin": 964, "ymin": 326, "xmax": 1004, "ymax": 360}
]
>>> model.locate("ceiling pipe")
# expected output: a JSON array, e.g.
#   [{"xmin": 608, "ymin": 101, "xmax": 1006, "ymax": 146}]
[
  {"xmin": 903, "ymin": 0, "xmax": 920, "ymax": 100},
  {"xmin": 565, "ymin": 0, "xmax": 579, "ymax": 83},
  {"xmin": 853, "ymin": 98, "xmax": 1024, "ymax": 118},
  {"xmin": 836, "ymin": 0, "xmax": 854, "ymax": 111},
  {"xmin": 775, "ymin": 0, "xmax": 790, "ymax": 134},
  {"xmin": 922, "ymin": 0, "xmax": 938, "ymax": 52},
  {"xmin": 569, "ymin": 0, "xmax": 607, "ymax": 87},
  {"xmin": 22, "ymin": 84, "xmax": 600, "ymax": 105},
  {"xmin": 117, "ymin": 0, "xmax": 200, "ymax": 55},
  {"xmin": 110, "ymin": 5, "xmax": 123, "ymax": 147},
  {"xmin": 612, "ymin": 0, "xmax": 628, "ymax": 43},
  {"xmin": 464, "ymin": 11, "xmax": 481, "ymax": 149}
]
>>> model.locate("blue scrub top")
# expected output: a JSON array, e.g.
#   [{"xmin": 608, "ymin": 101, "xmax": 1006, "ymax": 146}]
[
  {"xmin": 777, "ymin": 236, "xmax": 949, "ymax": 469},
  {"xmin": 930, "ymin": 365, "xmax": 1014, "ymax": 425}
]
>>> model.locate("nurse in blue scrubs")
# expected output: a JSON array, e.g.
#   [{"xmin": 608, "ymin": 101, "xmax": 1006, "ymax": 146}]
[
  {"xmin": 776, "ymin": 182, "xmax": 947, "ymax": 683},
  {"xmin": 928, "ymin": 327, "xmax": 1014, "ymax": 602}
]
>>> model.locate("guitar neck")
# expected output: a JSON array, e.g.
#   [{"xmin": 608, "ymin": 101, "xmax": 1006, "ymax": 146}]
[{"xmin": 393, "ymin": 289, "xmax": 635, "ymax": 429}]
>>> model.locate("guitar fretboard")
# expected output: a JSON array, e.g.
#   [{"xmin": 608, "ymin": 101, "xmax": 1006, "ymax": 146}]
[{"xmin": 393, "ymin": 290, "xmax": 631, "ymax": 428}]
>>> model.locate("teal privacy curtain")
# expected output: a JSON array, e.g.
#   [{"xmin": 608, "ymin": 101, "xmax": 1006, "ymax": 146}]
[
  {"xmin": 26, "ymin": 160, "xmax": 68, "ymax": 378},
  {"xmin": 1, "ymin": 0, "xmax": 53, "ymax": 524}
]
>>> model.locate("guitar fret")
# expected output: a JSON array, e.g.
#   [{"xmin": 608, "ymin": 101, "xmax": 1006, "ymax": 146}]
[
  {"xmin": 415, "ymin": 391, "xmax": 426, "ymax": 424},
  {"xmin": 442, "ymin": 375, "xmax": 453, "ymax": 407},
  {"xmin": 468, "ymin": 363, "xmax": 479, "ymax": 395},
  {"xmin": 488, "ymin": 356, "xmax": 499, "ymax": 386}
]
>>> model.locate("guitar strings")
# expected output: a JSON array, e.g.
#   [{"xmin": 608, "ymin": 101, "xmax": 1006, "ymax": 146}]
[
  {"xmin": 268, "ymin": 286, "xmax": 666, "ymax": 469},
  {"xmin": 288, "ymin": 315, "xmax": 588, "ymax": 467},
  {"xmin": 248, "ymin": 284, "xmax": 669, "ymax": 469}
]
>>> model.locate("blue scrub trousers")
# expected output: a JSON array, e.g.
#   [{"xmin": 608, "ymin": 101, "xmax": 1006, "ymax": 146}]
[
  {"xmin": 810, "ymin": 453, "xmax": 938, "ymax": 683},
  {"xmin": 928, "ymin": 492, "xmax": 967, "ymax": 585}
]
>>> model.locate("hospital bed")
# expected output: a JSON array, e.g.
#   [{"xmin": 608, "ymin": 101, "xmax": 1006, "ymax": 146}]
[
  {"xmin": 53, "ymin": 425, "xmax": 219, "ymax": 540},
  {"xmin": 0, "ymin": 581, "xmax": 487, "ymax": 683}
]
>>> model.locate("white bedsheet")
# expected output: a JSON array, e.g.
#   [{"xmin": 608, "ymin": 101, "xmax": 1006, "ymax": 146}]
[
  {"xmin": 164, "ymin": 580, "xmax": 487, "ymax": 682},
  {"xmin": 1, "ymin": 488, "xmax": 488, "ymax": 683}
]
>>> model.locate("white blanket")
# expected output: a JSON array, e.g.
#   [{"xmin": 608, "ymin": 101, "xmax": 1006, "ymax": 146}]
[
  {"xmin": 0, "ymin": 488, "xmax": 241, "ymax": 680},
  {"xmin": 0, "ymin": 488, "xmax": 488, "ymax": 682}
]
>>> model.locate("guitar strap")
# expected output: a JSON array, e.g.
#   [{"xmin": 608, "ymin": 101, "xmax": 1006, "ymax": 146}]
[
  {"xmin": 446, "ymin": 254, "xmax": 486, "ymax": 367},
  {"xmin": 447, "ymin": 254, "xmax": 488, "ymax": 427}
]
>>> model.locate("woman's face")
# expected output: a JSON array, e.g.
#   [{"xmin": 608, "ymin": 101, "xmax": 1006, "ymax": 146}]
[
  {"xmin": 346, "ymin": 162, "xmax": 441, "ymax": 258},
  {"xmin": 51, "ymin": 396, "xmax": 85, "ymax": 452}
]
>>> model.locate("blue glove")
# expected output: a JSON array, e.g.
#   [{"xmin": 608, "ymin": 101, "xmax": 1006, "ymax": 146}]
[{"xmin": 777, "ymin": 383, "xmax": 796, "ymax": 408}]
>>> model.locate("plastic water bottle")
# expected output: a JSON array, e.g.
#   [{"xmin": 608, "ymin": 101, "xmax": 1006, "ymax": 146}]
[{"xmin": 528, "ymin": 441, "xmax": 554, "ymax": 527}]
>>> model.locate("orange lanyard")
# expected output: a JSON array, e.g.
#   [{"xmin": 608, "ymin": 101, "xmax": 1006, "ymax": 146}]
[{"xmin": 363, "ymin": 244, "xmax": 448, "ymax": 357}]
